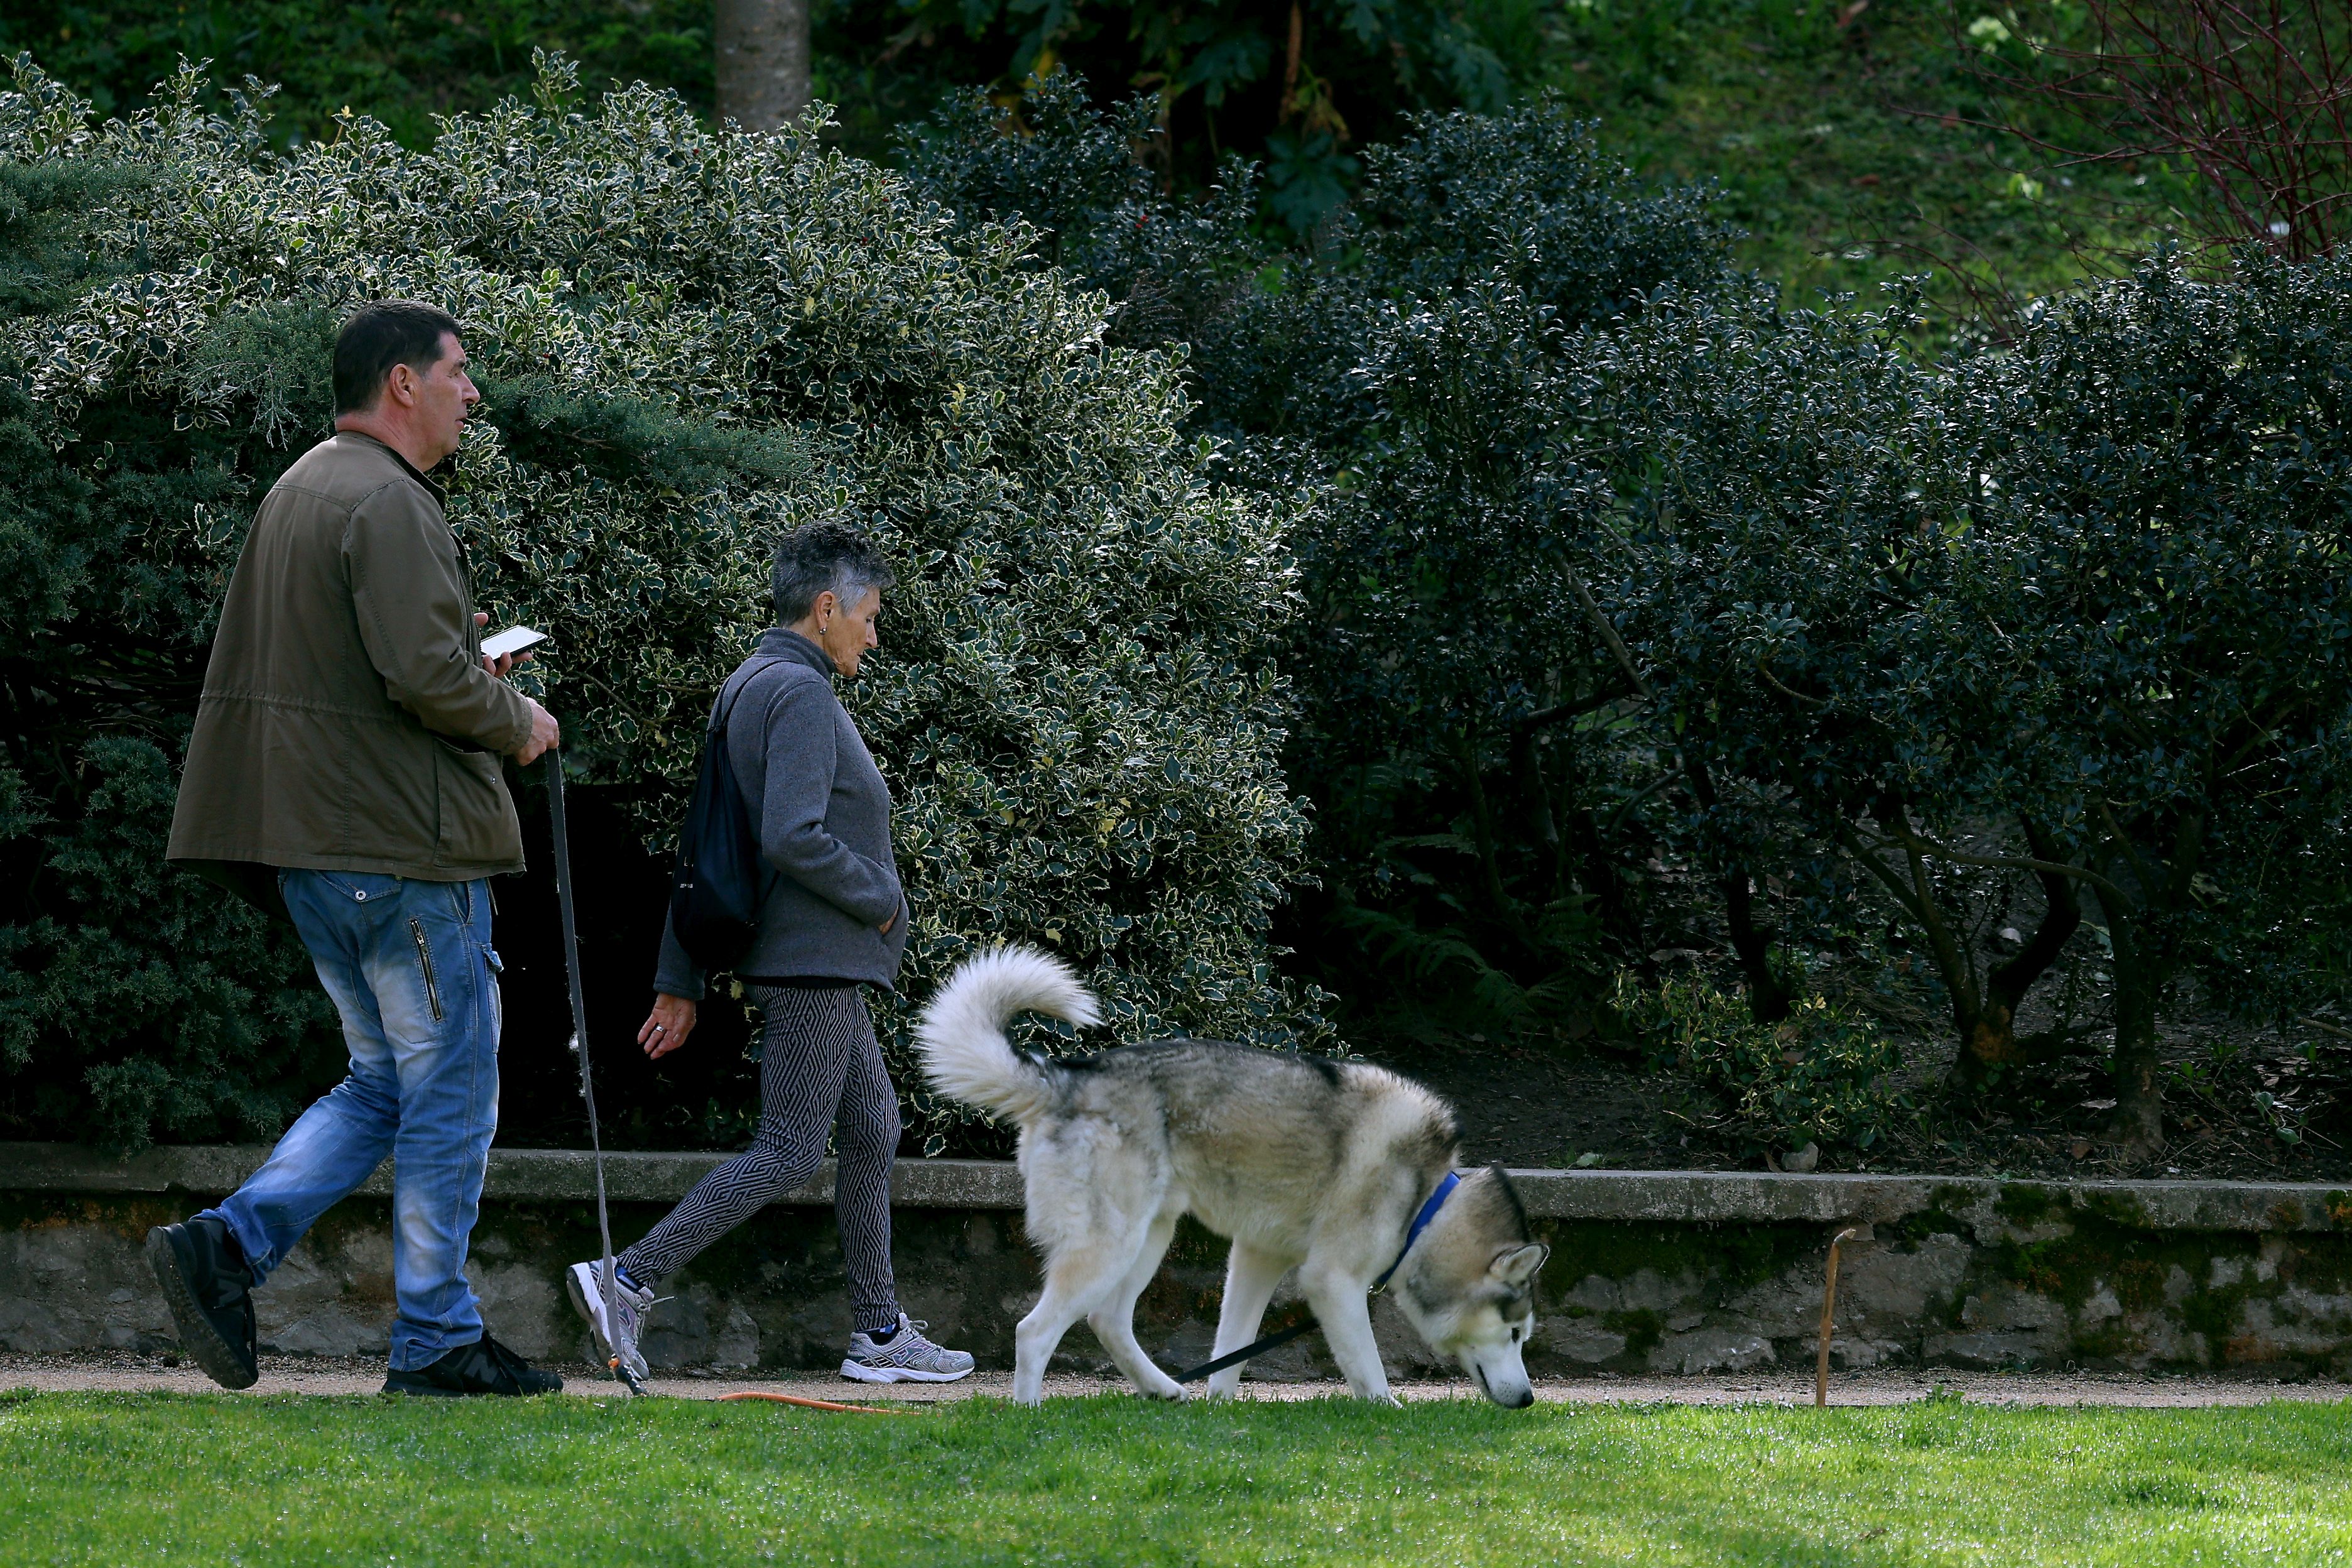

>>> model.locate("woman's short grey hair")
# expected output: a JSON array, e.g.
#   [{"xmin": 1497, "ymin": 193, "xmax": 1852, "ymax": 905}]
[{"xmin": 772, "ymin": 521, "xmax": 897, "ymax": 624}]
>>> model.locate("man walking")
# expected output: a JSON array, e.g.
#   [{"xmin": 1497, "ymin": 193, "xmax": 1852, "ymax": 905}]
[{"xmin": 151, "ymin": 300, "xmax": 564, "ymax": 1396}]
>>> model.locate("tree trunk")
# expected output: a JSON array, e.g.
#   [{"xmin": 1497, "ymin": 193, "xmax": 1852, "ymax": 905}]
[
  {"xmin": 716, "ymin": 0, "xmax": 810, "ymax": 133},
  {"xmin": 1961, "ymin": 861, "xmax": 2085, "ymax": 1078},
  {"xmin": 1506, "ymin": 722, "xmax": 1564, "ymax": 898},
  {"xmin": 1459, "ymin": 735, "xmax": 1538, "ymax": 958},
  {"xmin": 1677, "ymin": 756, "xmax": 1790, "ymax": 1021},
  {"xmin": 2095, "ymin": 811, "xmax": 2201, "ymax": 1153},
  {"xmin": 2107, "ymin": 939, "xmax": 2167, "ymax": 1152},
  {"xmin": 1720, "ymin": 868, "xmax": 1792, "ymax": 1023},
  {"xmin": 2096, "ymin": 874, "xmax": 2169, "ymax": 1154},
  {"xmin": 1569, "ymin": 804, "xmax": 1629, "ymax": 943},
  {"xmin": 1837, "ymin": 813, "xmax": 1991, "ymax": 1065}
]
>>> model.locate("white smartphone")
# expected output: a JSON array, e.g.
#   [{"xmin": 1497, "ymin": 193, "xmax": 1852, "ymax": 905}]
[{"xmin": 480, "ymin": 625, "xmax": 548, "ymax": 661}]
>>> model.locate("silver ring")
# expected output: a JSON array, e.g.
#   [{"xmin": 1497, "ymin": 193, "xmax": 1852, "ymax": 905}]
[{"xmin": 652, "ymin": 1025, "xmax": 666, "ymax": 1033}]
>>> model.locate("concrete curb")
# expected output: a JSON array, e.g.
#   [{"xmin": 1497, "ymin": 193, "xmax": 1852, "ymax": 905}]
[
  {"xmin": 3, "ymin": 1143, "xmax": 2344, "ymax": 1231},
  {"xmin": 0, "ymin": 1143, "xmax": 1017, "ymax": 1209},
  {"xmin": 1515, "ymin": 1170, "xmax": 2352, "ymax": 1233}
]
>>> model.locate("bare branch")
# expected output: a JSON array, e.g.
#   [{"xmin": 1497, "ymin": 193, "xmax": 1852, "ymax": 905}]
[
  {"xmin": 1559, "ymin": 558, "xmax": 1656, "ymax": 702},
  {"xmin": 1961, "ymin": 0, "xmax": 2352, "ymax": 256},
  {"xmin": 1754, "ymin": 656, "xmax": 1828, "ymax": 709},
  {"xmin": 1857, "ymin": 822, "xmax": 2133, "ymax": 903}
]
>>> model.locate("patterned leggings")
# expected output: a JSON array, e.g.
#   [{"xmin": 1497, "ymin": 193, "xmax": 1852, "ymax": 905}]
[{"xmin": 617, "ymin": 983, "xmax": 901, "ymax": 1333}]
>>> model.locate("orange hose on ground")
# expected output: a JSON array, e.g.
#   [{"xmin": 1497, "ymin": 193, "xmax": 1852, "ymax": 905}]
[{"xmin": 716, "ymin": 1391, "xmax": 906, "ymax": 1414}]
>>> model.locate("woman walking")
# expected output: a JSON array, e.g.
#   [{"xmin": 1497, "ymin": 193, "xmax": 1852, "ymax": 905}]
[{"xmin": 565, "ymin": 522, "xmax": 972, "ymax": 1385}]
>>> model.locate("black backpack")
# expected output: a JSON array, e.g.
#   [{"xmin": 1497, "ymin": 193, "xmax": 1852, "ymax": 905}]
[{"xmin": 667, "ymin": 660, "xmax": 780, "ymax": 971}]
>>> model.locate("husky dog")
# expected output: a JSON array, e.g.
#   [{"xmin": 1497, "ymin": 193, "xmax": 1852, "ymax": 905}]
[{"xmin": 917, "ymin": 946, "xmax": 1549, "ymax": 1407}]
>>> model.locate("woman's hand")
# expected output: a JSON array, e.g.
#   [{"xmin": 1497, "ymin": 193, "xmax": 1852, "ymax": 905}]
[{"xmin": 640, "ymin": 993, "xmax": 698, "ymax": 1059}]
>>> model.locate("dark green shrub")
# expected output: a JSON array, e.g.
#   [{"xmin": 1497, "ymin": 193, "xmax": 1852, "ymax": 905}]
[
  {"xmin": 1944, "ymin": 250, "xmax": 2352, "ymax": 1148},
  {"xmin": 1589, "ymin": 278, "xmax": 2093, "ymax": 1075},
  {"xmin": 901, "ymin": 79, "xmax": 1748, "ymax": 1042},
  {"xmin": 1270, "ymin": 102, "xmax": 1739, "ymax": 1034},
  {"xmin": 898, "ymin": 77, "xmax": 1269, "ymax": 354},
  {"xmin": 881, "ymin": 0, "xmax": 1525, "ymax": 213},
  {"xmin": 1593, "ymin": 248, "xmax": 2352, "ymax": 1152},
  {"xmin": 0, "ymin": 738, "xmax": 339, "ymax": 1148},
  {"xmin": 1608, "ymin": 971, "xmax": 1903, "ymax": 1150},
  {"xmin": 1350, "ymin": 97, "xmax": 1727, "ymax": 324}
]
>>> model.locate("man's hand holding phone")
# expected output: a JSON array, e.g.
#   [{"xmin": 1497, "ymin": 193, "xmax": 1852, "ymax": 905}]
[
  {"xmin": 475, "ymin": 614, "xmax": 547, "ymax": 678},
  {"xmin": 475, "ymin": 616, "xmax": 559, "ymax": 764}
]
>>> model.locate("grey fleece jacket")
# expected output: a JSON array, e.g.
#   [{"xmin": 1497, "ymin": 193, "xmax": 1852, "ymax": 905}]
[{"xmin": 653, "ymin": 628, "xmax": 909, "ymax": 998}]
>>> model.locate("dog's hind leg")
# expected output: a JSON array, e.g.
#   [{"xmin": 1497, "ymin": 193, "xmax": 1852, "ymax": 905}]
[
  {"xmin": 1013, "ymin": 1123, "xmax": 1175, "ymax": 1405},
  {"xmin": 1014, "ymin": 1216, "xmax": 1170, "ymax": 1405},
  {"xmin": 1086, "ymin": 1209, "xmax": 1187, "ymax": 1402},
  {"xmin": 1300, "ymin": 1273, "xmax": 1397, "ymax": 1405},
  {"xmin": 1204, "ymin": 1242, "xmax": 1293, "ymax": 1400},
  {"xmin": 1012, "ymin": 1272, "xmax": 1093, "ymax": 1406}
]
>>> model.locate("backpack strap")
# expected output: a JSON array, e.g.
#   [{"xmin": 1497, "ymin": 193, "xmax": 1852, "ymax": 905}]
[
  {"xmin": 710, "ymin": 656, "xmax": 792, "ymax": 736},
  {"xmin": 705, "ymin": 656, "xmax": 792, "ymax": 901}
]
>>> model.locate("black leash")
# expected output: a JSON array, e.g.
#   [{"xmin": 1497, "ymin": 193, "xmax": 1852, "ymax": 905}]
[
  {"xmin": 1173, "ymin": 1316, "xmax": 1320, "ymax": 1384},
  {"xmin": 1169, "ymin": 1172, "xmax": 1461, "ymax": 1385},
  {"xmin": 545, "ymin": 751, "xmax": 643, "ymax": 1396}
]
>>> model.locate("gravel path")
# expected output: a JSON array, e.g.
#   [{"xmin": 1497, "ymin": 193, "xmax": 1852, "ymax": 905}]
[{"xmin": 3, "ymin": 1353, "xmax": 2344, "ymax": 1407}]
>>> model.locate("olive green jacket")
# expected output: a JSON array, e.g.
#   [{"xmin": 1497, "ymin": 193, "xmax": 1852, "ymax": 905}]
[{"xmin": 167, "ymin": 431, "xmax": 535, "ymax": 886}]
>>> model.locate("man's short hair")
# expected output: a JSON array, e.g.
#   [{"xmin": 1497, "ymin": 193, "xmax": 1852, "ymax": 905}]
[
  {"xmin": 773, "ymin": 521, "xmax": 898, "ymax": 624},
  {"xmin": 333, "ymin": 301, "xmax": 463, "ymax": 416}
]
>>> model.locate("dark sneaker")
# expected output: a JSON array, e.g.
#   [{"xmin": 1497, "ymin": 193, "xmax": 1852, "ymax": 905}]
[
  {"xmin": 145, "ymin": 1217, "xmax": 259, "ymax": 1390},
  {"xmin": 382, "ymin": 1332, "xmax": 564, "ymax": 1397}
]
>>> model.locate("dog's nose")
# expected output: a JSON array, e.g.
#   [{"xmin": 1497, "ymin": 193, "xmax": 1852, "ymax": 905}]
[{"xmin": 1503, "ymin": 1385, "xmax": 1535, "ymax": 1409}]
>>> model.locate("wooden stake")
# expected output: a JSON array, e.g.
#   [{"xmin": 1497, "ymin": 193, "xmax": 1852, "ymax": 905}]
[{"xmin": 1815, "ymin": 1226, "xmax": 1863, "ymax": 1408}]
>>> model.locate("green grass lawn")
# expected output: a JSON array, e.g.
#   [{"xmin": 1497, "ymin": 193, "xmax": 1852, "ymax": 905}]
[
  {"xmin": 4, "ymin": 1390, "xmax": 2350, "ymax": 1565},
  {"xmin": 1531, "ymin": 0, "xmax": 2199, "ymax": 339}
]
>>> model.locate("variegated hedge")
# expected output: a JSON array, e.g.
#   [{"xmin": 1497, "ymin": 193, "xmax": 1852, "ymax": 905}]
[{"xmin": 0, "ymin": 53, "xmax": 1325, "ymax": 1152}]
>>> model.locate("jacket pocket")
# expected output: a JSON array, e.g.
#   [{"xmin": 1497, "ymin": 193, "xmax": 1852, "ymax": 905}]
[{"xmin": 433, "ymin": 741, "xmax": 522, "ymax": 868}]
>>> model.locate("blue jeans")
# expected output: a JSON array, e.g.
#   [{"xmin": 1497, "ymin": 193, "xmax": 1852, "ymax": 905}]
[{"xmin": 204, "ymin": 870, "xmax": 503, "ymax": 1370}]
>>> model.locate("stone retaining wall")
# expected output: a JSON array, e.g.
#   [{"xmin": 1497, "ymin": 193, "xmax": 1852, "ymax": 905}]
[{"xmin": 3, "ymin": 1145, "xmax": 2348, "ymax": 1380}]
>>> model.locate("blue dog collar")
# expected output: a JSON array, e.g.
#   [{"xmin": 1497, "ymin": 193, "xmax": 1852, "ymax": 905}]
[{"xmin": 1371, "ymin": 1170, "xmax": 1460, "ymax": 1293}]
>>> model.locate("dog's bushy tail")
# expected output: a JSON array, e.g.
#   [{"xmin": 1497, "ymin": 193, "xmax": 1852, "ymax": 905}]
[{"xmin": 917, "ymin": 945, "xmax": 1101, "ymax": 1128}]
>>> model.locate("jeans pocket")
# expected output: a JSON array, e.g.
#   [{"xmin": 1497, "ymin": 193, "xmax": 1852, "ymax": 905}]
[{"xmin": 317, "ymin": 870, "xmax": 404, "ymax": 906}]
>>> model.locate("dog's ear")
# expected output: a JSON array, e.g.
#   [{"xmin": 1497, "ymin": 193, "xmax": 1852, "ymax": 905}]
[{"xmin": 1491, "ymin": 1243, "xmax": 1549, "ymax": 1285}]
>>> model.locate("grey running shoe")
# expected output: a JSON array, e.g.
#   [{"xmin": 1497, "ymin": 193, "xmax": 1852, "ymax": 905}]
[
  {"xmin": 841, "ymin": 1315, "xmax": 974, "ymax": 1384},
  {"xmin": 565, "ymin": 1260, "xmax": 654, "ymax": 1383}
]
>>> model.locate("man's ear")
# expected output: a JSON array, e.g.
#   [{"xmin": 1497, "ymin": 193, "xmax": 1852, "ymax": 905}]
[{"xmin": 1491, "ymin": 1243, "xmax": 1549, "ymax": 1285}]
